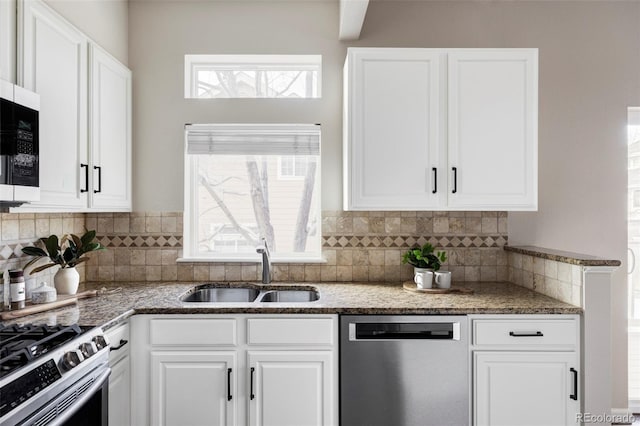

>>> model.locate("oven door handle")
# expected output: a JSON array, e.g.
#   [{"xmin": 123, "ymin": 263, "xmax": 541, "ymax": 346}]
[{"xmin": 51, "ymin": 368, "xmax": 111, "ymax": 426}]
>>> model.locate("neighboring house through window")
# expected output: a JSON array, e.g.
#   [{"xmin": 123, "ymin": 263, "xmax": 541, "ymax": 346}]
[{"xmin": 278, "ymin": 156, "xmax": 310, "ymax": 180}]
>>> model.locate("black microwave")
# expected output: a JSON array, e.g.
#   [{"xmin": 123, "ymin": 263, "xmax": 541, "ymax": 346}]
[{"xmin": 0, "ymin": 80, "xmax": 40, "ymax": 205}]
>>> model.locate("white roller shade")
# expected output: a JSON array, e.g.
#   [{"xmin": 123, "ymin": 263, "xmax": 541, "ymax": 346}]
[{"xmin": 186, "ymin": 124, "xmax": 320, "ymax": 155}]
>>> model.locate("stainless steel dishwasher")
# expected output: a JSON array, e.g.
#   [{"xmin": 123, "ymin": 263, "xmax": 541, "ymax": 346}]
[{"xmin": 340, "ymin": 315, "xmax": 469, "ymax": 426}]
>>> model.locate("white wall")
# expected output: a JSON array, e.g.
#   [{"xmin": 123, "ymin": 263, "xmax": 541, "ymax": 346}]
[
  {"xmin": 129, "ymin": 0, "xmax": 640, "ymax": 409},
  {"xmin": 129, "ymin": 0, "xmax": 343, "ymax": 212},
  {"xmin": 44, "ymin": 0, "xmax": 128, "ymax": 65}
]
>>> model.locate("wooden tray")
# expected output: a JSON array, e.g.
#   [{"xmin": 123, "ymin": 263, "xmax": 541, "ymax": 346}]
[
  {"xmin": 0, "ymin": 290, "xmax": 98, "ymax": 321},
  {"xmin": 402, "ymin": 281, "xmax": 474, "ymax": 294}
]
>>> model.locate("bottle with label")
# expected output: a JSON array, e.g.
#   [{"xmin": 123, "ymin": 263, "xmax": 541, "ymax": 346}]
[{"xmin": 9, "ymin": 269, "xmax": 26, "ymax": 310}]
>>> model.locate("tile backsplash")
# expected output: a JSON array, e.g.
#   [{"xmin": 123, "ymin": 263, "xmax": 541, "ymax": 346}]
[
  {"xmin": 0, "ymin": 210, "xmax": 587, "ymax": 308},
  {"xmin": 506, "ymin": 251, "xmax": 583, "ymax": 307},
  {"xmin": 84, "ymin": 211, "xmax": 508, "ymax": 283},
  {"xmin": 0, "ymin": 213, "xmax": 87, "ymax": 289},
  {"xmin": 0, "ymin": 211, "xmax": 509, "ymax": 285}
]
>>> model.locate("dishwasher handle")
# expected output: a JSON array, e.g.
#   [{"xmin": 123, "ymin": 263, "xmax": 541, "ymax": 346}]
[{"xmin": 349, "ymin": 322, "xmax": 460, "ymax": 341}]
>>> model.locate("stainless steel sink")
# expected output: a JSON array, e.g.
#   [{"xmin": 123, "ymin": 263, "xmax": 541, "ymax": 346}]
[
  {"xmin": 258, "ymin": 289, "xmax": 319, "ymax": 303},
  {"xmin": 180, "ymin": 284, "xmax": 319, "ymax": 304},
  {"xmin": 180, "ymin": 287, "xmax": 260, "ymax": 303}
]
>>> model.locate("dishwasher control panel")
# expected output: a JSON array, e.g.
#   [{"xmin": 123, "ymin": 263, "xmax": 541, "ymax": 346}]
[{"xmin": 348, "ymin": 321, "xmax": 461, "ymax": 341}]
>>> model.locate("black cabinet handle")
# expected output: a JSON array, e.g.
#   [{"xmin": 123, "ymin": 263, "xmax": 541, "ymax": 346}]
[
  {"xmin": 509, "ymin": 331, "xmax": 544, "ymax": 337},
  {"xmin": 80, "ymin": 164, "xmax": 89, "ymax": 193},
  {"xmin": 570, "ymin": 368, "xmax": 578, "ymax": 400},
  {"xmin": 250, "ymin": 367, "xmax": 255, "ymax": 400},
  {"xmin": 227, "ymin": 368, "xmax": 233, "ymax": 401},
  {"xmin": 452, "ymin": 167, "xmax": 457, "ymax": 194},
  {"xmin": 432, "ymin": 167, "xmax": 437, "ymax": 194},
  {"xmin": 93, "ymin": 166, "xmax": 102, "ymax": 193},
  {"xmin": 110, "ymin": 339, "xmax": 128, "ymax": 351}
]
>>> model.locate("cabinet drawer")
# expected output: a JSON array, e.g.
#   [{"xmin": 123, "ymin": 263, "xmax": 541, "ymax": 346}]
[
  {"xmin": 472, "ymin": 319, "xmax": 577, "ymax": 347},
  {"xmin": 105, "ymin": 322, "xmax": 130, "ymax": 364},
  {"xmin": 150, "ymin": 318, "xmax": 237, "ymax": 346},
  {"xmin": 247, "ymin": 317, "xmax": 335, "ymax": 346}
]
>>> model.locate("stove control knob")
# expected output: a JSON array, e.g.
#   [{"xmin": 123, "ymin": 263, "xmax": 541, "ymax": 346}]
[
  {"xmin": 60, "ymin": 350, "xmax": 85, "ymax": 371},
  {"xmin": 92, "ymin": 335, "xmax": 108, "ymax": 350},
  {"xmin": 79, "ymin": 342, "xmax": 98, "ymax": 358}
]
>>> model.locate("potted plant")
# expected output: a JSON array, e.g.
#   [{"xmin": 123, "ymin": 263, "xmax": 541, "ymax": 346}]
[
  {"xmin": 402, "ymin": 243, "xmax": 447, "ymax": 288},
  {"xmin": 22, "ymin": 230, "xmax": 105, "ymax": 294}
]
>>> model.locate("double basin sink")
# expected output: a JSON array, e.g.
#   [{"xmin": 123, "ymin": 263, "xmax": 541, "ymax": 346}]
[{"xmin": 180, "ymin": 284, "xmax": 319, "ymax": 304}]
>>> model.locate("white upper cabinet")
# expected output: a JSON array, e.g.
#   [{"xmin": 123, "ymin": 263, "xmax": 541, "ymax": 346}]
[
  {"xmin": 16, "ymin": 0, "xmax": 131, "ymax": 212},
  {"xmin": 344, "ymin": 48, "xmax": 444, "ymax": 210},
  {"xmin": 448, "ymin": 50, "xmax": 537, "ymax": 210},
  {"xmin": 343, "ymin": 47, "xmax": 538, "ymax": 211},
  {"xmin": 89, "ymin": 44, "xmax": 132, "ymax": 210},
  {"xmin": 19, "ymin": 0, "xmax": 88, "ymax": 210}
]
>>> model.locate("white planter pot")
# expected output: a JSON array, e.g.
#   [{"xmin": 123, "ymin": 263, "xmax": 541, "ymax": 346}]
[{"xmin": 54, "ymin": 267, "xmax": 80, "ymax": 295}]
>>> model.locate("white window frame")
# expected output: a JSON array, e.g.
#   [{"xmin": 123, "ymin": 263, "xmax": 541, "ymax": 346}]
[
  {"xmin": 182, "ymin": 123, "xmax": 323, "ymax": 263},
  {"xmin": 184, "ymin": 54, "xmax": 322, "ymax": 99}
]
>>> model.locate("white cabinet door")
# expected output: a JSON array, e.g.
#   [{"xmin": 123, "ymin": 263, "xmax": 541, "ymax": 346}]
[
  {"xmin": 248, "ymin": 351, "xmax": 336, "ymax": 426},
  {"xmin": 150, "ymin": 351, "xmax": 237, "ymax": 426},
  {"xmin": 89, "ymin": 43, "xmax": 131, "ymax": 211},
  {"xmin": 474, "ymin": 351, "xmax": 580, "ymax": 426},
  {"xmin": 18, "ymin": 0, "xmax": 88, "ymax": 209},
  {"xmin": 344, "ymin": 48, "xmax": 443, "ymax": 210},
  {"xmin": 448, "ymin": 50, "xmax": 537, "ymax": 210},
  {"xmin": 108, "ymin": 355, "xmax": 131, "ymax": 426}
]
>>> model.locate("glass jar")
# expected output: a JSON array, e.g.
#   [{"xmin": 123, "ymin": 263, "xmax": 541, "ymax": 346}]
[{"xmin": 9, "ymin": 269, "xmax": 26, "ymax": 310}]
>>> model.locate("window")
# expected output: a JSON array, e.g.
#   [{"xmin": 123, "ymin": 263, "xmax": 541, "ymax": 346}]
[
  {"xmin": 184, "ymin": 55, "xmax": 321, "ymax": 99},
  {"xmin": 278, "ymin": 156, "xmax": 310, "ymax": 179},
  {"xmin": 184, "ymin": 124, "xmax": 321, "ymax": 261}
]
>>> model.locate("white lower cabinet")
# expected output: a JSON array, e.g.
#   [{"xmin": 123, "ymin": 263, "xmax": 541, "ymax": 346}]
[
  {"xmin": 110, "ymin": 355, "xmax": 132, "ymax": 426},
  {"xmin": 131, "ymin": 314, "xmax": 338, "ymax": 426},
  {"xmin": 106, "ymin": 321, "xmax": 131, "ymax": 426},
  {"xmin": 248, "ymin": 351, "xmax": 334, "ymax": 426},
  {"xmin": 150, "ymin": 351, "xmax": 236, "ymax": 426},
  {"xmin": 471, "ymin": 315, "xmax": 581, "ymax": 426},
  {"xmin": 474, "ymin": 352, "xmax": 579, "ymax": 426}
]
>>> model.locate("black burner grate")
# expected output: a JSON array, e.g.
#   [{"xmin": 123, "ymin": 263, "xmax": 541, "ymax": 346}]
[{"xmin": 0, "ymin": 324, "xmax": 84, "ymax": 378}]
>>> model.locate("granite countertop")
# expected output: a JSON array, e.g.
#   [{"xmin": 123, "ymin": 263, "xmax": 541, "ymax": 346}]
[
  {"xmin": 504, "ymin": 245, "xmax": 621, "ymax": 267},
  {"xmin": 0, "ymin": 280, "xmax": 582, "ymax": 330}
]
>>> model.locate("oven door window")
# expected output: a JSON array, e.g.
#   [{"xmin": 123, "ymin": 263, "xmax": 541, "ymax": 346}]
[{"xmin": 60, "ymin": 379, "xmax": 108, "ymax": 426}]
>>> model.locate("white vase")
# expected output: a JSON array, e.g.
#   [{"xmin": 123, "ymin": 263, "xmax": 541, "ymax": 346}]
[{"xmin": 54, "ymin": 267, "xmax": 80, "ymax": 295}]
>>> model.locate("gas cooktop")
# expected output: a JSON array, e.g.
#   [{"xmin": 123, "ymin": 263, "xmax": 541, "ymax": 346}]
[
  {"xmin": 0, "ymin": 324, "xmax": 92, "ymax": 378},
  {"xmin": 0, "ymin": 323, "xmax": 110, "ymax": 424}
]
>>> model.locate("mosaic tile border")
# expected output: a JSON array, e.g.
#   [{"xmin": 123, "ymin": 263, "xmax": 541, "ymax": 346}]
[
  {"xmin": 97, "ymin": 235, "xmax": 183, "ymax": 248},
  {"xmin": 0, "ymin": 240, "xmax": 41, "ymax": 260},
  {"xmin": 0, "ymin": 234, "xmax": 184, "ymax": 258},
  {"xmin": 88, "ymin": 234, "xmax": 508, "ymax": 250},
  {"xmin": 322, "ymin": 235, "xmax": 507, "ymax": 249}
]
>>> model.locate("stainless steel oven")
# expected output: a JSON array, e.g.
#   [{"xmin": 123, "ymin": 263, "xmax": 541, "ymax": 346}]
[{"xmin": 0, "ymin": 324, "xmax": 111, "ymax": 426}]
